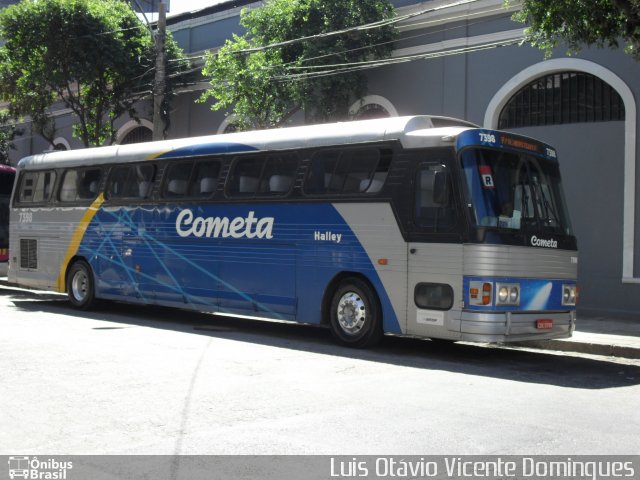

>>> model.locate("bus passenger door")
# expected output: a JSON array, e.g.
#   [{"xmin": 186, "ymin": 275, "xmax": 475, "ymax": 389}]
[
  {"xmin": 406, "ymin": 161, "xmax": 464, "ymax": 341},
  {"xmin": 93, "ymin": 206, "xmax": 139, "ymax": 299},
  {"xmin": 121, "ymin": 208, "xmax": 150, "ymax": 301}
]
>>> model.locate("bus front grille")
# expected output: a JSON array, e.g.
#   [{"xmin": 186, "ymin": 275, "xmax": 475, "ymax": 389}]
[{"xmin": 20, "ymin": 238, "xmax": 37, "ymax": 269}]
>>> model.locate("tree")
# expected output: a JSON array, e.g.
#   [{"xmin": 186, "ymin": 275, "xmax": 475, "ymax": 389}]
[
  {"xmin": 200, "ymin": 0, "xmax": 397, "ymax": 130},
  {"xmin": 0, "ymin": 0, "xmax": 189, "ymax": 147},
  {"xmin": 0, "ymin": 110, "xmax": 21, "ymax": 165},
  {"xmin": 514, "ymin": 0, "xmax": 640, "ymax": 59}
]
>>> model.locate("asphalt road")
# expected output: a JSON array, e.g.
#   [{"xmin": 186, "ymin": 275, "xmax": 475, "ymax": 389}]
[{"xmin": 1, "ymin": 286, "xmax": 638, "ymax": 455}]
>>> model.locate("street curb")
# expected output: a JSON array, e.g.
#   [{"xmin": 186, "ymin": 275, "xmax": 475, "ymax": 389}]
[{"xmin": 513, "ymin": 339, "xmax": 640, "ymax": 359}]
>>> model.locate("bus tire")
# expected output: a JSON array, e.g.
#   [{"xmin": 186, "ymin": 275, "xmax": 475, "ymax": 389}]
[
  {"xmin": 328, "ymin": 277, "xmax": 383, "ymax": 348},
  {"xmin": 66, "ymin": 260, "xmax": 96, "ymax": 310}
]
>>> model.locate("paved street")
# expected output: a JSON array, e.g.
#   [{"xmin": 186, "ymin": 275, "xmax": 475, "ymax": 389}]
[{"xmin": 1, "ymin": 286, "xmax": 639, "ymax": 455}]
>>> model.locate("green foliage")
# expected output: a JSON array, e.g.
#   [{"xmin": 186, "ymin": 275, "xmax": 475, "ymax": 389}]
[
  {"xmin": 514, "ymin": 0, "xmax": 640, "ymax": 58},
  {"xmin": 201, "ymin": 35, "xmax": 296, "ymax": 131},
  {"xmin": 0, "ymin": 110, "xmax": 21, "ymax": 165},
  {"xmin": 200, "ymin": 0, "xmax": 397, "ymax": 130},
  {"xmin": 0, "ymin": 0, "xmax": 189, "ymax": 147}
]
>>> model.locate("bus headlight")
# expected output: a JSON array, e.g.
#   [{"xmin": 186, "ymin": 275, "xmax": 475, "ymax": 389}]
[
  {"xmin": 562, "ymin": 284, "xmax": 577, "ymax": 306},
  {"xmin": 498, "ymin": 286, "xmax": 509, "ymax": 303},
  {"xmin": 496, "ymin": 283, "xmax": 520, "ymax": 306}
]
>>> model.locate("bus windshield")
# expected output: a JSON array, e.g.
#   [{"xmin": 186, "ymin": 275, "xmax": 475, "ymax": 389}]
[{"xmin": 461, "ymin": 148, "xmax": 573, "ymax": 236}]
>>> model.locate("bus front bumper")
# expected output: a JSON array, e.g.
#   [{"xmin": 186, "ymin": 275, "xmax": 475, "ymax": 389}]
[{"xmin": 459, "ymin": 310, "xmax": 576, "ymax": 343}]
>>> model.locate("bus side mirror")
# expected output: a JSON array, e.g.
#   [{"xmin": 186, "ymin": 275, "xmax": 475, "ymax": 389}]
[{"xmin": 432, "ymin": 171, "xmax": 451, "ymax": 205}]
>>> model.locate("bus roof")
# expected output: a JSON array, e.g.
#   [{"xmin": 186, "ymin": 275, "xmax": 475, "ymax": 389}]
[
  {"xmin": 0, "ymin": 164, "xmax": 16, "ymax": 173},
  {"xmin": 17, "ymin": 115, "xmax": 478, "ymax": 170}
]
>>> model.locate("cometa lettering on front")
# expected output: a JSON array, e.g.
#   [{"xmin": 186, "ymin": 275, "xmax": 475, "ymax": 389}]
[
  {"xmin": 530, "ymin": 235, "xmax": 558, "ymax": 248},
  {"xmin": 176, "ymin": 209, "xmax": 274, "ymax": 239}
]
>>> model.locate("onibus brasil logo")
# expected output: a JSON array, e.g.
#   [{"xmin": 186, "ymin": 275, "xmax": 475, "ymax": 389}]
[{"xmin": 8, "ymin": 457, "xmax": 73, "ymax": 479}]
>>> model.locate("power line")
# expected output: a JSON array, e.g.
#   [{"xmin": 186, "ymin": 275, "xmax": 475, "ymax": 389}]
[
  {"xmin": 267, "ymin": 38, "xmax": 523, "ymax": 82},
  {"xmin": 235, "ymin": 0, "xmax": 482, "ymax": 54},
  {"xmin": 275, "ymin": 12, "xmax": 513, "ymax": 69}
]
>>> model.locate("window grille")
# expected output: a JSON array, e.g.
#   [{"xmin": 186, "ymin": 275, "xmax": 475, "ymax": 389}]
[
  {"xmin": 498, "ymin": 72, "xmax": 625, "ymax": 129},
  {"xmin": 120, "ymin": 127, "xmax": 152, "ymax": 145}
]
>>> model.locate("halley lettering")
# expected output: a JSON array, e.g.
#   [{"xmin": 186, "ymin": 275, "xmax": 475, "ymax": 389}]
[
  {"xmin": 314, "ymin": 231, "xmax": 342, "ymax": 243},
  {"xmin": 176, "ymin": 209, "xmax": 274, "ymax": 239},
  {"xmin": 530, "ymin": 235, "xmax": 558, "ymax": 248}
]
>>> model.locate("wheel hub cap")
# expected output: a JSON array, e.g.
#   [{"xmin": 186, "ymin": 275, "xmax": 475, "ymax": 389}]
[
  {"xmin": 72, "ymin": 271, "xmax": 88, "ymax": 301},
  {"xmin": 337, "ymin": 292, "xmax": 366, "ymax": 334}
]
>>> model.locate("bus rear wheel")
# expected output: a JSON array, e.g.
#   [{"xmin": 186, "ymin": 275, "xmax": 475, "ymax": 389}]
[
  {"xmin": 328, "ymin": 278, "xmax": 383, "ymax": 348},
  {"xmin": 66, "ymin": 260, "xmax": 96, "ymax": 310}
]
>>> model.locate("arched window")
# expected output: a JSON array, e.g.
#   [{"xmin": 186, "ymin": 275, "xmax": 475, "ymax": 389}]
[
  {"xmin": 349, "ymin": 95, "xmax": 398, "ymax": 120},
  {"xmin": 52, "ymin": 137, "xmax": 70, "ymax": 151},
  {"xmin": 354, "ymin": 103, "xmax": 391, "ymax": 120},
  {"xmin": 218, "ymin": 114, "xmax": 241, "ymax": 134},
  {"xmin": 498, "ymin": 72, "xmax": 625, "ymax": 129},
  {"xmin": 120, "ymin": 126, "xmax": 152, "ymax": 145},
  {"xmin": 222, "ymin": 122, "xmax": 240, "ymax": 134}
]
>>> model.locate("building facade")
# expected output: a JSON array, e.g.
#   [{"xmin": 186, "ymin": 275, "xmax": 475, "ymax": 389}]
[{"xmin": 8, "ymin": 0, "xmax": 640, "ymax": 318}]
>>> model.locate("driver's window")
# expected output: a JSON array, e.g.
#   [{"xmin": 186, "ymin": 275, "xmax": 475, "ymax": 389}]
[{"xmin": 415, "ymin": 163, "xmax": 456, "ymax": 232}]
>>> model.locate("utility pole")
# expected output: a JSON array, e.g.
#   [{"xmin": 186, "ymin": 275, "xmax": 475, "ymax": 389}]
[{"xmin": 152, "ymin": 1, "xmax": 166, "ymax": 141}]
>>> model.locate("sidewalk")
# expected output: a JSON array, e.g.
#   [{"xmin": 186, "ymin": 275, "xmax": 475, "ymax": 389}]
[{"xmin": 516, "ymin": 315, "xmax": 640, "ymax": 359}]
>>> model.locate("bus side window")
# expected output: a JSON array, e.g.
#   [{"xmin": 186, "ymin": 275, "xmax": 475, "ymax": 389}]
[
  {"xmin": 59, "ymin": 170, "xmax": 79, "ymax": 202},
  {"xmin": 304, "ymin": 147, "xmax": 386, "ymax": 195},
  {"xmin": 78, "ymin": 169, "xmax": 102, "ymax": 200},
  {"xmin": 108, "ymin": 166, "xmax": 130, "ymax": 199},
  {"xmin": 163, "ymin": 161, "xmax": 194, "ymax": 198},
  {"xmin": 305, "ymin": 150, "xmax": 340, "ymax": 194},
  {"xmin": 18, "ymin": 172, "xmax": 37, "ymax": 202},
  {"xmin": 59, "ymin": 168, "xmax": 102, "ymax": 203},
  {"xmin": 415, "ymin": 163, "xmax": 456, "ymax": 231},
  {"xmin": 227, "ymin": 157, "xmax": 262, "ymax": 196},
  {"xmin": 263, "ymin": 154, "xmax": 297, "ymax": 194},
  {"xmin": 108, "ymin": 164, "xmax": 156, "ymax": 200},
  {"xmin": 189, "ymin": 160, "xmax": 221, "ymax": 198},
  {"xmin": 132, "ymin": 165, "xmax": 155, "ymax": 198},
  {"xmin": 33, "ymin": 171, "xmax": 56, "ymax": 202},
  {"xmin": 17, "ymin": 171, "xmax": 57, "ymax": 204},
  {"xmin": 339, "ymin": 148, "xmax": 380, "ymax": 194}
]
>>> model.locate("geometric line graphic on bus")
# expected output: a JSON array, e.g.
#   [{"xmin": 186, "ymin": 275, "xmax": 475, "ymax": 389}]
[
  {"xmin": 84, "ymin": 206, "xmax": 285, "ymax": 319},
  {"xmin": 67, "ymin": 200, "xmax": 402, "ymax": 331}
]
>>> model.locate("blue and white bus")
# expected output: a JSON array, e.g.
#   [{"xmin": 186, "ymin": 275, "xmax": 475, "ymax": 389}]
[{"xmin": 9, "ymin": 116, "xmax": 577, "ymax": 347}]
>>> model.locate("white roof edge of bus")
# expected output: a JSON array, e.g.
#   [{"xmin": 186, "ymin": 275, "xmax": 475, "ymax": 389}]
[{"xmin": 17, "ymin": 115, "xmax": 477, "ymax": 170}]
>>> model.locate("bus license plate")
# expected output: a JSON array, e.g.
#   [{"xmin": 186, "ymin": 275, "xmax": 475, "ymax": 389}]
[{"xmin": 536, "ymin": 319, "xmax": 553, "ymax": 329}]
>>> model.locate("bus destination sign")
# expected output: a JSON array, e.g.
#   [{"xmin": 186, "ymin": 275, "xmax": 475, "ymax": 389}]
[{"xmin": 458, "ymin": 130, "xmax": 557, "ymax": 161}]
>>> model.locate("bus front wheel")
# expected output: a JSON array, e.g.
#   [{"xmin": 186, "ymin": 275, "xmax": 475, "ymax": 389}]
[
  {"xmin": 328, "ymin": 278, "xmax": 383, "ymax": 348},
  {"xmin": 66, "ymin": 260, "xmax": 96, "ymax": 310}
]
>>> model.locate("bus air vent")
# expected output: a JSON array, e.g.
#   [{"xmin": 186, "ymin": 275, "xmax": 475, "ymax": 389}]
[{"xmin": 20, "ymin": 238, "xmax": 37, "ymax": 269}]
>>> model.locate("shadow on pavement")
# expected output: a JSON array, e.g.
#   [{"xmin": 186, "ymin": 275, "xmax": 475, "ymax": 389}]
[{"xmin": 7, "ymin": 290, "xmax": 640, "ymax": 391}]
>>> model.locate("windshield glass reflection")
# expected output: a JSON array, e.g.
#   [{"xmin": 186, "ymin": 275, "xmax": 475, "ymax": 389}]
[{"xmin": 461, "ymin": 148, "xmax": 573, "ymax": 236}]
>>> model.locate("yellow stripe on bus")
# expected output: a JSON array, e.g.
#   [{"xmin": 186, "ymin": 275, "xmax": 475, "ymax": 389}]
[
  {"xmin": 55, "ymin": 193, "xmax": 105, "ymax": 293},
  {"xmin": 146, "ymin": 151, "xmax": 169, "ymax": 160}
]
